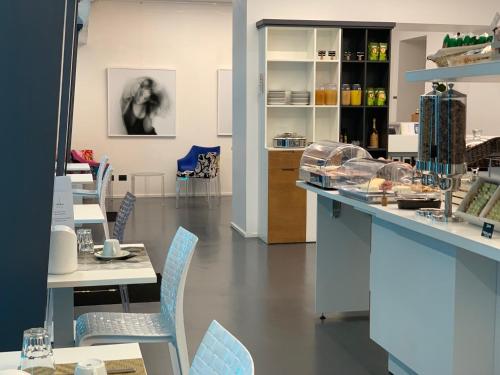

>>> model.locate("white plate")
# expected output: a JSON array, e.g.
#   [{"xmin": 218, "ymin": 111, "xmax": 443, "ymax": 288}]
[{"xmin": 94, "ymin": 250, "xmax": 131, "ymax": 260}]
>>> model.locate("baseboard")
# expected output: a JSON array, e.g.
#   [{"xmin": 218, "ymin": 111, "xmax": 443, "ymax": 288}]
[{"xmin": 231, "ymin": 222, "xmax": 258, "ymax": 238}]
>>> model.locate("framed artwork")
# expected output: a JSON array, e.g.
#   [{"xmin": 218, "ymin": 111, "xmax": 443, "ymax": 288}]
[
  {"xmin": 107, "ymin": 67, "xmax": 176, "ymax": 137},
  {"xmin": 217, "ymin": 69, "xmax": 232, "ymax": 136}
]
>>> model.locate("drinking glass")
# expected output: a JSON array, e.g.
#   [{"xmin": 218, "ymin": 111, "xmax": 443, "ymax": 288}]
[
  {"xmin": 77, "ymin": 228, "xmax": 94, "ymax": 253},
  {"xmin": 20, "ymin": 328, "xmax": 55, "ymax": 374}
]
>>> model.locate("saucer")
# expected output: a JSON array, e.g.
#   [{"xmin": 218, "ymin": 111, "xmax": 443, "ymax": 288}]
[{"xmin": 94, "ymin": 250, "xmax": 131, "ymax": 260}]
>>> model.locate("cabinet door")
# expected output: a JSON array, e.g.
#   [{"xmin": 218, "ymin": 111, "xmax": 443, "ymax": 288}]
[{"xmin": 268, "ymin": 151, "xmax": 306, "ymax": 243}]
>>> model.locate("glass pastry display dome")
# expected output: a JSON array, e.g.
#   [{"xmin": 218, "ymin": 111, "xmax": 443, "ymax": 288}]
[
  {"xmin": 299, "ymin": 141, "xmax": 372, "ymax": 189},
  {"xmin": 338, "ymin": 158, "xmax": 415, "ymax": 203}
]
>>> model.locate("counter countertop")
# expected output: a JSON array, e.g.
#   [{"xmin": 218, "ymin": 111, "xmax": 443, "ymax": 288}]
[{"xmin": 297, "ymin": 181, "xmax": 500, "ymax": 262}]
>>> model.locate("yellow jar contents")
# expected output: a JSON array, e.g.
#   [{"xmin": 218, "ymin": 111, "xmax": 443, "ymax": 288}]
[
  {"xmin": 325, "ymin": 84, "xmax": 337, "ymax": 105},
  {"xmin": 350, "ymin": 84, "xmax": 362, "ymax": 106},
  {"xmin": 315, "ymin": 87, "xmax": 325, "ymax": 105},
  {"xmin": 341, "ymin": 84, "xmax": 351, "ymax": 105}
]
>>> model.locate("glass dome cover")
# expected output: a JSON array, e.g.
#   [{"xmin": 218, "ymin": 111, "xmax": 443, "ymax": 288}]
[
  {"xmin": 299, "ymin": 141, "xmax": 372, "ymax": 189},
  {"xmin": 338, "ymin": 158, "xmax": 415, "ymax": 202}
]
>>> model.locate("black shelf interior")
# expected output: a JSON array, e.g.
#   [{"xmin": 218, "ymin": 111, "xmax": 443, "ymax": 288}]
[
  {"xmin": 340, "ymin": 26, "xmax": 392, "ymax": 157},
  {"xmin": 341, "ymin": 62, "xmax": 365, "ymax": 87},
  {"xmin": 341, "ymin": 28, "xmax": 366, "ymax": 59},
  {"xmin": 340, "ymin": 107, "xmax": 364, "ymax": 145},
  {"xmin": 366, "ymin": 63, "xmax": 389, "ymax": 89}
]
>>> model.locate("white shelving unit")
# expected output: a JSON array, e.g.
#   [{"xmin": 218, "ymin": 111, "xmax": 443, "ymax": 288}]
[
  {"xmin": 258, "ymin": 26, "xmax": 342, "ymax": 244},
  {"xmin": 262, "ymin": 27, "xmax": 342, "ymax": 149}
]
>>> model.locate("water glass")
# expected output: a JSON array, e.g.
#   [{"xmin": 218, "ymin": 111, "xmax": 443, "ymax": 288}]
[
  {"xmin": 20, "ymin": 328, "xmax": 55, "ymax": 374},
  {"xmin": 77, "ymin": 228, "xmax": 94, "ymax": 253}
]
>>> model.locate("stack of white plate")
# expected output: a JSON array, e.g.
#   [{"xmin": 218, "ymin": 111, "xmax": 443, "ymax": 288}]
[
  {"xmin": 267, "ymin": 90, "xmax": 287, "ymax": 105},
  {"xmin": 291, "ymin": 91, "xmax": 310, "ymax": 105}
]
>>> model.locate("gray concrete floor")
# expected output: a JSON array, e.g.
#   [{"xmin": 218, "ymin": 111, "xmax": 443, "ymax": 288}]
[{"xmin": 76, "ymin": 196, "xmax": 388, "ymax": 374}]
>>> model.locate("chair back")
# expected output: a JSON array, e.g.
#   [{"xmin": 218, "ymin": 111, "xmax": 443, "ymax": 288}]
[
  {"xmin": 112, "ymin": 192, "xmax": 136, "ymax": 242},
  {"xmin": 95, "ymin": 155, "xmax": 110, "ymax": 195},
  {"xmin": 99, "ymin": 164, "xmax": 112, "ymax": 211},
  {"xmin": 160, "ymin": 227, "xmax": 198, "ymax": 375},
  {"xmin": 190, "ymin": 320, "xmax": 254, "ymax": 375}
]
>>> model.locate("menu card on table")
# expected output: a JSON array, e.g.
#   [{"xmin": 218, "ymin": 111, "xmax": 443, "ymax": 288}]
[{"xmin": 52, "ymin": 176, "xmax": 75, "ymax": 229}]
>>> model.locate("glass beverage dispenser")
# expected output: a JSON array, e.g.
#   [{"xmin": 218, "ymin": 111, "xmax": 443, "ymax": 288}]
[{"xmin": 417, "ymin": 83, "xmax": 467, "ymax": 219}]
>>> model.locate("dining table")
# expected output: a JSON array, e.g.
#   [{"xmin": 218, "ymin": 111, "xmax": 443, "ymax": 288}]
[
  {"xmin": 69, "ymin": 173, "xmax": 94, "ymax": 185},
  {"xmin": 0, "ymin": 343, "xmax": 146, "ymax": 373},
  {"xmin": 73, "ymin": 204, "xmax": 105, "ymax": 225},
  {"xmin": 66, "ymin": 163, "xmax": 91, "ymax": 173},
  {"xmin": 47, "ymin": 243, "xmax": 157, "ymax": 348}
]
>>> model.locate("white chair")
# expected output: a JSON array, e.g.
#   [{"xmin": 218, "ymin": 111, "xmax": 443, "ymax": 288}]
[
  {"xmin": 112, "ymin": 192, "xmax": 137, "ymax": 313},
  {"xmin": 99, "ymin": 165, "xmax": 113, "ymax": 240},
  {"xmin": 75, "ymin": 227, "xmax": 199, "ymax": 375},
  {"xmin": 73, "ymin": 155, "xmax": 109, "ymax": 199},
  {"xmin": 190, "ymin": 320, "xmax": 254, "ymax": 375}
]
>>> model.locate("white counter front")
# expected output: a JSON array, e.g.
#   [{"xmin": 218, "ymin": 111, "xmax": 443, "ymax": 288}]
[{"xmin": 298, "ymin": 181, "xmax": 500, "ymax": 375}]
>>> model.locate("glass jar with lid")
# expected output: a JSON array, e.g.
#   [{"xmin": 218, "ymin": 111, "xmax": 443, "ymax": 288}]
[
  {"xmin": 325, "ymin": 83, "xmax": 338, "ymax": 105},
  {"xmin": 351, "ymin": 84, "xmax": 362, "ymax": 106},
  {"xmin": 315, "ymin": 85, "xmax": 325, "ymax": 105},
  {"xmin": 341, "ymin": 84, "xmax": 351, "ymax": 106}
]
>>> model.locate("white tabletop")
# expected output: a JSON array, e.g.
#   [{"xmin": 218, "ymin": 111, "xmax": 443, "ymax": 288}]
[
  {"xmin": 47, "ymin": 244, "xmax": 157, "ymax": 288},
  {"xmin": 74, "ymin": 204, "xmax": 105, "ymax": 224},
  {"xmin": 297, "ymin": 181, "xmax": 500, "ymax": 263},
  {"xmin": 70, "ymin": 173, "xmax": 94, "ymax": 185},
  {"xmin": 67, "ymin": 163, "xmax": 91, "ymax": 172},
  {"xmin": 0, "ymin": 343, "xmax": 142, "ymax": 370}
]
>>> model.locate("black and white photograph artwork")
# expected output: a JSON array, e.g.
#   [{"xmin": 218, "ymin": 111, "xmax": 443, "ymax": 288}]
[{"xmin": 108, "ymin": 68, "xmax": 176, "ymax": 137}]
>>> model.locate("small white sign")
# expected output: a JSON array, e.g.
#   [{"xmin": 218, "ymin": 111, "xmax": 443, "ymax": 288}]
[{"xmin": 52, "ymin": 176, "xmax": 75, "ymax": 229}]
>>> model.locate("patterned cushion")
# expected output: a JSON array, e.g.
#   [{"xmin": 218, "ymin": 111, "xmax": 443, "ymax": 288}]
[
  {"xmin": 80, "ymin": 149, "xmax": 94, "ymax": 161},
  {"xmin": 176, "ymin": 152, "xmax": 219, "ymax": 178}
]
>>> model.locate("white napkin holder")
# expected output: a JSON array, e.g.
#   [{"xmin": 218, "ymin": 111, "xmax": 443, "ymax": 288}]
[{"xmin": 48, "ymin": 225, "xmax": 78, "ymax": 275}]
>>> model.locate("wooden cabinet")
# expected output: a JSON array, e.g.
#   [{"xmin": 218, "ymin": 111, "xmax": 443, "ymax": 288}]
[{"xmin": 268, "ymin": 151, "xmax": 306, "ymax": 244}]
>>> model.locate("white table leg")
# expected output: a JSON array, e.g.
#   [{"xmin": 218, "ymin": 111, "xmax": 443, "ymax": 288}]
[{"xmin": 52, "ymin": 288, "xmax": 75, "ymax": 348}]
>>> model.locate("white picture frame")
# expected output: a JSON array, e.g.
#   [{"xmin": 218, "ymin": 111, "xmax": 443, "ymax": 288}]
[
  {"xmin": 217, "ymin": 69, "xmax": 232, "ymax": 136},
  {"xmin": 107, "ymin": 67, "xmax": 176, "ymax": 137}
]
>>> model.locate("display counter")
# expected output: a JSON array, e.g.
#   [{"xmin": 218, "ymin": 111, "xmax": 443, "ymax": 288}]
[{"xmin": 298, "ymin": 180, "xmax": 500, "ymax": 375}]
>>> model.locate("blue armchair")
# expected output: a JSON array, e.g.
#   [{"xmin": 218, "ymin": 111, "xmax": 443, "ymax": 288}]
[
  {"xmin": 177, "ymin": 145, "xmax": 220, "ymax": 176},
  {"xmin": 176, "ymin": 145, "xmax": 221, "ymax": 207}
]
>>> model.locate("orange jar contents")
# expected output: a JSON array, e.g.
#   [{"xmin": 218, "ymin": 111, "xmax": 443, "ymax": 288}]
[
  {"xmin": 315, "ymin": 86, "xmax": 326, "ymax": 105},
  {"xmin": 350, "ymin": 84, "xmax": 362, "ymax": 106},
  {"xmin": 341, "ymin": 84, "xmax": 351, "ymax": 105},
  {"xmin": 325, "ymin": 84, "xmax": 338, "ymax": 105}
]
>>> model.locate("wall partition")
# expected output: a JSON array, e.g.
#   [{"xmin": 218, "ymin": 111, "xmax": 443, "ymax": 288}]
[{"xmin": 0, "ymin": 0, "xmax": 78, "ymax": 351}]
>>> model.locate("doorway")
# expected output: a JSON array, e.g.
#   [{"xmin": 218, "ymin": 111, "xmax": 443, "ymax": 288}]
[{"xmin": 396, "ymin": 36, "xmax": 427, "ymax": 121}]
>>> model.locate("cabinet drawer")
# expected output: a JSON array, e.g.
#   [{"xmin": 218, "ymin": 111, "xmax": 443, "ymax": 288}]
[{"xmin": 268, "ymin": 150, "xmax": 303, "ymax": 170}]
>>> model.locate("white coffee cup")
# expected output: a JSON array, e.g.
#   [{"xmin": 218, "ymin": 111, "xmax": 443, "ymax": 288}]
[
  {"xmin": 102, "ymin": 239, "xmax": 121, "ymax": 257},
  {"xmin": 74, "ymin": 359, "xmax": 107, "ymax": 375}
]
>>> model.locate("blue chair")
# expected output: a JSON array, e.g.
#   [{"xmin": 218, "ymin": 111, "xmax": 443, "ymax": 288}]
[
  {"xmin": 75, "ymin": 227, "xmax": 199, "ymax": 375},
  {"xmin": 190, "ymin": 320, "xmax": 254, "ymax": 375},
  {"xmin": 176, "ymin": 146, "xmax": 221, "ymax": 208}
]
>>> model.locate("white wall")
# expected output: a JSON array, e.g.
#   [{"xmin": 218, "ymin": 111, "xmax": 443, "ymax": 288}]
[
  {"xmin": 234, "ymin": 0, "xmax": 500, "ymax": 235},
  {"xmin": 72, "ymin": 0, "xmax": 232, "ymax": 197},
  {"xmin": 391, "ymin": 29, "xmax": 500, "ymax": 136}
]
